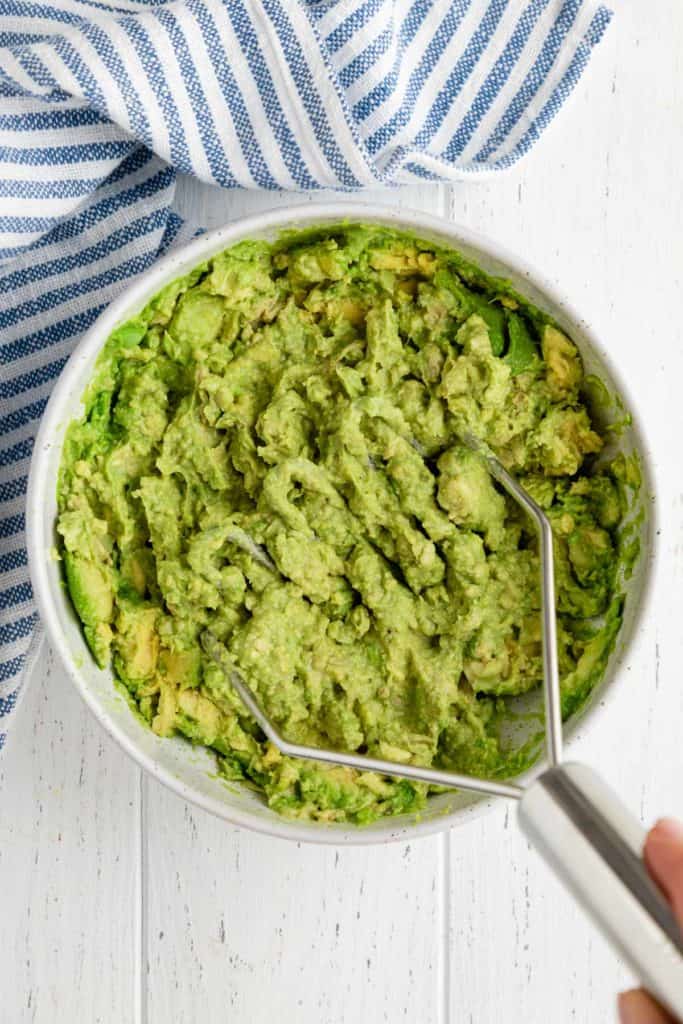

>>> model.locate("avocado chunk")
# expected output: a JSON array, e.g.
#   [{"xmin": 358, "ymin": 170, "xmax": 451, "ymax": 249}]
[
  {"xmin": 166, "ymin": 290, "xmax": 225, "ymax": 363},
  {"xmin": 466, "ymin": 293, "xmax": 506, "ymax": 355},
  {"xmin": 505, "ymin": 313, "xmax": 538, "ymax": 375},
  {"xmin": 542, "ymin": 324, "xmax": 583, "ymax": 400},
  {"xmin": 63, "ymin": 552, "xmax": 113, "ymax": 667}
]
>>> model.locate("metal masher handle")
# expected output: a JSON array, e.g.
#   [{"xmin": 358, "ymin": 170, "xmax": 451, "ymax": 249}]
[
  {"xmin": 519, "ymin": 762, "xmax": 683, "ymax": 1019},
  {"xmin": 482, "ymin": 441, "xmax": 683, "ymax": 1014}
]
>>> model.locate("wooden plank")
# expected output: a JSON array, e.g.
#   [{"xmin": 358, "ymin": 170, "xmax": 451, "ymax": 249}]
[
  {"xmin": 144, "ymin": 787, "xmax": 444, "ymax": 1024},
  {"xmin": 0, "ymin": 646, "xmax": 141, "ymax": 1024},
  {"xmin": 172, "ymin": 176, "xmax": 452, "ymax": 230}
]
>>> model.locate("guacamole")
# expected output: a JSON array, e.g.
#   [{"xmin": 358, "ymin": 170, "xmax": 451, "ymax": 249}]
[{"xmin": 57, "ymin": 224, "xmax": 634, "ymax": 824}]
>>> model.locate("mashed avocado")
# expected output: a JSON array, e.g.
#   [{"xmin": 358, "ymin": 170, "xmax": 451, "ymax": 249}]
[{"xmin": 57, "ymin": 224, "xmax": 635, "ymax": 824}]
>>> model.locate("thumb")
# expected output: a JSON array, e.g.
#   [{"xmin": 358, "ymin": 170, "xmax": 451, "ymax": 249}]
[
  {"xmin": 618, "ymin": 989, "xmax": 674, "ymax": 1023},
  {"xmin": 644, "ymin": 818, "xmax": 683, "ymax": 928},
  {"xmin": 618, "ymin": 987, "xmax": 675, "ymax": 1019}
]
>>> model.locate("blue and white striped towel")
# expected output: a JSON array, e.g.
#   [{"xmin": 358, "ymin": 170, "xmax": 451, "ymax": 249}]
[{"xmin": 0, "ymin": 0, "xmax": 612, "ymax": 747}]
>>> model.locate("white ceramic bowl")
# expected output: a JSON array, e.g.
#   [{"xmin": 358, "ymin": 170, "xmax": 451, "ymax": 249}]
[{"xmin": 27, "ymin": 203, "xmax": 655, "ymax": 845}]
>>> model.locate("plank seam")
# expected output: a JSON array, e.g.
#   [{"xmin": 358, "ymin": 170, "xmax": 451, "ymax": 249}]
[
  {"xmin": 139, "ymin": 771, "xmax": 149, "ymax": 1024},
  {"xmin": 441, "ymin": 831, "xmax": 451, "ymax": 1024}
]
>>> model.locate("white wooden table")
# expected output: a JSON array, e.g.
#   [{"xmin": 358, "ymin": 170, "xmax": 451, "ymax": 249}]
[{"xmin": 2, "ymin": 3, "xmax": 682, "ymax": 1020}]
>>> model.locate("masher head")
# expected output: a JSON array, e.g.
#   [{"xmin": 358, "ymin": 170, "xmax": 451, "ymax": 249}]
[
  {"xmin": 204, "ymin": 441, "xmax": 564, "ymax": 802},
  {"xmin": 463, "ymin": 434, "xmax": 563, "ymax": 770}
]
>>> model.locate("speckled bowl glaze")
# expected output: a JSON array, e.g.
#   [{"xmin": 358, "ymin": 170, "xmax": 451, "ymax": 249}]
[{"xmin": 27, "ymin": 203, "xmax": 656, "ymax": 845}]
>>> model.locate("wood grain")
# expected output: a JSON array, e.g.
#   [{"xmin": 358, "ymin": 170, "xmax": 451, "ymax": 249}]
[
  {"xmin": 144, "ymin": 786, "xmax": 443, "ymax": 1023},
  {"xmin": 0, "ymin": 647, "xmax": 142, "ymax": 1023}
]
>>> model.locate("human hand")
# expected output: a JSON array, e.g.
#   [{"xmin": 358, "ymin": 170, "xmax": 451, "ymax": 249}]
[{"xmin": 618, "ymin": 819, "xmax": 683, "ymax": 1023}]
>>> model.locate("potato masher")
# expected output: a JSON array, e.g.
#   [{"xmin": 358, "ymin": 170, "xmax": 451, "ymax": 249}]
[{"xmin": 206, "ymin": 442, "xmax": 683, "ymax": 1018}]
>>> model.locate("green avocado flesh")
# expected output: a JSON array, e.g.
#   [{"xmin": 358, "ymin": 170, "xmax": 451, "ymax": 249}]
[{"xmin": 57, "ymin": 224, "xmax": 638, "ymax": 824}]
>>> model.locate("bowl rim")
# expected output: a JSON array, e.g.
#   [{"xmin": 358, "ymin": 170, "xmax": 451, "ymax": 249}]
[{"xmin": 26, "ymin": 200, "xmax": 658, "ymax": 846}]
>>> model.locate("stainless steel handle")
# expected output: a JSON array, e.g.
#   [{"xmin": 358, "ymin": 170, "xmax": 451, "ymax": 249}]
[{"xmin": 519, "ymin": 763, "xmax": 683, "ymax": 1020}]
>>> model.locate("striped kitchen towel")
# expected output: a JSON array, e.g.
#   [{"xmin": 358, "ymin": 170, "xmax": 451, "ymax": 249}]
[{"xmin": 0, "ymin": 0, "xmax": 613, "ymax": 747}]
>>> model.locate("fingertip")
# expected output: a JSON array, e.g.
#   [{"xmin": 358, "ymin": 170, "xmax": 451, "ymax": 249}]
[
  {"xmin": 618, "ymin": 988, "xmax": 673, "ymax": 1023},
  {"xmin": 649, "ymin": 818, "xmax": 683, "ymax": 843},
  {"xmin": 618, "ymin": 989, "xmax": 637, "ymax": 1023},
  {"xmin": 643, "ymin": 819, "xmax": 683, "ymax": 925},
  {"xmin": 644, "ymin": 818, "xmax": 683, "ymax": 895}
]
